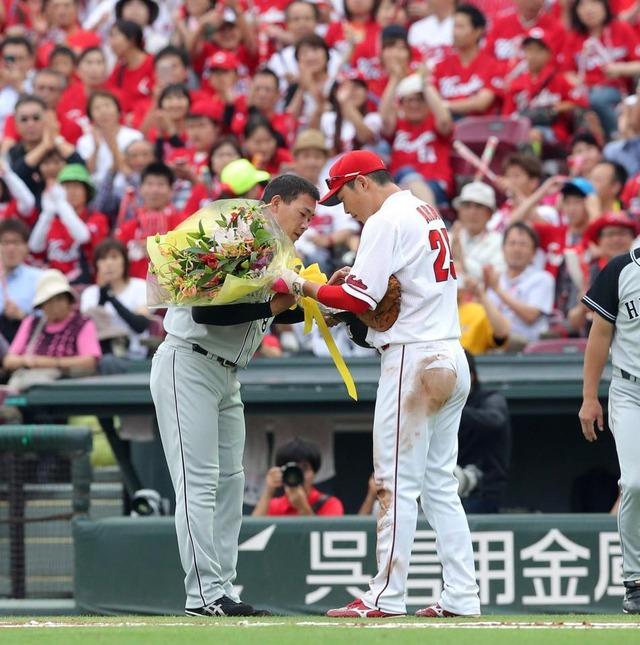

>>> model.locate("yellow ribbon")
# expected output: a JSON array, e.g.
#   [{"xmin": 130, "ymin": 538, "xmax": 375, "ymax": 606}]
[{"xmin": 293, "ymin": 260, "xmax": 358, "ymax": 401}]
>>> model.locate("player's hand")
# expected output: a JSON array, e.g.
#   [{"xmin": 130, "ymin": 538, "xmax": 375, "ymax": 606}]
[
  {"xmin": 578, "ymin": 397, "xmax": 604, "ymax": 442},
  {"xmin": 328, "ymin": 266, "xmax": 350, "ymax": 286},
  {"xmin": 264, "ymin": 466, "xmax": 283, "ymax": 492},
  {"xmin": 271, "ymin": 269, "xmax": 306, "ymax": 296},
  {"xmin": 269, "ymin": 292, "xmax": 298, "ymax": 315}
]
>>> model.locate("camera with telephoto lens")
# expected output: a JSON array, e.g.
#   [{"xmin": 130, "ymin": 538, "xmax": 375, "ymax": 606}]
[{"xmin": 280, "ymin": 462, "xmax": 304, "ymax": 487}]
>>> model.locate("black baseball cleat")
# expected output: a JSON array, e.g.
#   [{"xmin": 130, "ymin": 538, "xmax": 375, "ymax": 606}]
[
  {"xmin": 186, "ymin": 595, "xmax": 272, "ymax": 617},
  {"xmin": 623, "ymin": 581, "xmax": 640, "ymax": 614}
]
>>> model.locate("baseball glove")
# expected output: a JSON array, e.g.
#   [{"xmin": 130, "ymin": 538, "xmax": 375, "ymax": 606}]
[{"xmin": 357, "ymin": 275, "xmax": 402, "ymax": 332}]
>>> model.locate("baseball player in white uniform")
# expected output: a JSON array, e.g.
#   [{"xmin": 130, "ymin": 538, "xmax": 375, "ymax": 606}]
[
  {"xmin": 273, "ymin": 150, "xmax": 480, "ymax": 618},
  {"xmin": 579, "ymin": 247, "xmax": 640, "ymax": 614},
  {"xmin": 150, "ymin": 175, "xmax": 318, "ymax": 617}
]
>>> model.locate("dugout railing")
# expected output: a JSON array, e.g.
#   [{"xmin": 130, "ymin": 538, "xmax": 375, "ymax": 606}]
[{"xmin": 0, "ymin": 425, "xmax": 92, "ymax": 599}]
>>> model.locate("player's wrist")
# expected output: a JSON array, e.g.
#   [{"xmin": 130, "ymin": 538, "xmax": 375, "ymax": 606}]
[{"xmin": 291, "ymin": 275, "xmax": 307, "ymax": 297}]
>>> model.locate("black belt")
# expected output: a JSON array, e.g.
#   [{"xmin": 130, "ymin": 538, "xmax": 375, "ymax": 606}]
[
  {"xmin": 192, "ymin": 343, "xmax": 237, "ymax": 368},
  {"xmin": 619, "ymin": 368, "xmax": 640, "ymax": 384}
]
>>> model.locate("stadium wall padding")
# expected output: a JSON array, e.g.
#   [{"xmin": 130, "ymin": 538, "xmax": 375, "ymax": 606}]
[{"xmin": 74, "ymin": 515, "xmax": 623, "ymax": 615}]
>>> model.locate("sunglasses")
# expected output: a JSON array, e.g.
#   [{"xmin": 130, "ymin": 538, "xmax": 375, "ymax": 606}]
[
  {"xmin": 18, "ymin": 114, "xmax": 43, "ymax": 123},
  {"xmin": 325, "ymin": 170, "xmax": 362, "ymax": 191}
]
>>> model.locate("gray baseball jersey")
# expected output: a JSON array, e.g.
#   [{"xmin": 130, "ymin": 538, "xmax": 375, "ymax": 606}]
[
  {"xmin": 163, "ymin": 304, "xmax": 274, "ymax": 368},
  {"xmin": 583, "ymin": 247, "xmax": 640, "ymax": 581}
]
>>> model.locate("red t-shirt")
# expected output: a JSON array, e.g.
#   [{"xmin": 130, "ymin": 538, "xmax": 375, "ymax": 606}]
[
  {"xmin": 58, "ymin": 80, "xmax": 91, "ymax": 124},
  {"xmin": 433, "ymin": 49, "xmax": 505, "ymax": 114},
  {"xmin": 351, "ymin": 35, "xmax": 423, "ymax": 100},
  {"xmin": 36, "ymin": 27, "xmax": 102, "ymax": 69},
  {"xmin": 325, "ymin": 19, "xmax": 378, "ymax": 52},
  {"xmin": 116, "ymin": 205, "xmax": 181, "ymax": 280},
  {"xmin": 485, "ymin": 9, "xmax": 566, "ymax": 61},
  {"xmin": 0, "ymin": 201, "xmax": 38, "ymax": 229},
  {"xmin": 256, "ymin": 147, "xmax": 294, "ymax": 176},
  {"xmin": 165, "ymin": 147, "xmax": 210, "ymax": 176},
  {"xmin": 389, "ymin": 116, "xmax": 453, "ymax": 194},
  {"xmin": 231, "ymin": 107, "xmax": 296, "ymax": 148},
  {"xmin": 533, "ymin": 221, "xmax": 588, "ymax": 277},
  {"xmin": 105, "ymin": 55, "xmax": 155, "ymax": 116},
  {"xmin": 181, "ymin": 182, "xmax": 221, "ymax": 221},
  {"xmin": 622, "ymin": 172, "xmax": 640, "ymax": 207},
  {"xmin": 502, "ymin": 63, "xmax": 588, "ymax": 142},
  {"xmin": 560, "ymin": 20, "xmax": 640, "ymax": 90},
  {"xmin": 267, "ymin": 487, "xmax": 344, "ymax": 516},
  {"xmin": 38, "ymin": 209, "xmax": 109, "ymax": 281}
]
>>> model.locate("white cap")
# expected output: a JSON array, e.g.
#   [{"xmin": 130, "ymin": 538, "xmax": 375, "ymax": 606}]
[
  {"xmin": 395, "ymin": 73, "xmax": 423, "ymax": 100},
  {"xmin": 33, "ymin": 269, "xmax": 77, "ymax": 308},
  {"xmin": 453, "ymin": 181, "xmax": 496, "ymax": 211}
]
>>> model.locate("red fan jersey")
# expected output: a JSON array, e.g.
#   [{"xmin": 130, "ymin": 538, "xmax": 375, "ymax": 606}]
[
  {"xmin": 561, "ymin": 20, "xmax": 640, "ymax": 91},
  {"xmin": 432, "ymin": 49, "xmax": 506, "ymax": 114},
  {"xmin": 389, "ymin": 116, "xmax": 453, "ymax": 194},
  {"xmin": 485, "ymin": 9, "xmax": 566, "ymax": 61},
  {"xmin": 502, "ymin": 64, "xmax": 588, "ymax": 142}
]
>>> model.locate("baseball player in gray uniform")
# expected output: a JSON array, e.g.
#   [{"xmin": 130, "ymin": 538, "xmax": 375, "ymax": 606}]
[
  {"xmin": 274, "ymin": 150, "xmax": 480, "ymax": 618},
  {"xmin": 150, "ymin": 175, "xmax": 318, "ymax": 617},
  {"xmin": 579, "ymin": 246, "xmax": 640, "ymax": 615}
]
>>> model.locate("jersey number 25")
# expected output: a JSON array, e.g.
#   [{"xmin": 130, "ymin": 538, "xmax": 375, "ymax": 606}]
[{"xmin": 429, "ymin": 229, "xmax": 457, "ymax": 282}]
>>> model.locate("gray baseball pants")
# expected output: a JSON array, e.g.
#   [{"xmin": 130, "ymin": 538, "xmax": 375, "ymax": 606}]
[
  {"xmin": 609, "ymin": 376, "xmax": 640, "ymax": 581},
  {"xmin": 150, "ymin": 337, "xmax": 245, "ymax": 609}
]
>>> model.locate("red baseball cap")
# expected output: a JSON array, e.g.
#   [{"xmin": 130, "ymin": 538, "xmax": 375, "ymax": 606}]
[
  {"xmin": 205, "ymin": 50, "xmax": 239, "ymax": 72},
  {"xmin": 584, "ymin": 212, "xmax": 640, "ymax": 244},
  {"xmin": 338, "ymin": 69, "xmax": 367, "ymax": 84},
  {"xmin": 319, "ymin": 150, "xmax": 388, "ymax": 206},
  {"xmin": 522, "ymin": 27, "xmax": 552, "ymax": 51},
  {"xmin": 188, "ymin": 100, "xmax": 223, "ymax": 122}
]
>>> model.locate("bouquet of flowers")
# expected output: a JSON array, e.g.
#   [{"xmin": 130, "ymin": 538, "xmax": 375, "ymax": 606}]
[{"xmin": 146, "ymin": 199, "xmax": 294, "ymax": 307}]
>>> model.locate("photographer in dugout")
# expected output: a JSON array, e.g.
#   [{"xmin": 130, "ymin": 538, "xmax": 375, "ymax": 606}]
[{"xmin": 252, "ymin": 438, "xmax": 344, "ymax": 516}]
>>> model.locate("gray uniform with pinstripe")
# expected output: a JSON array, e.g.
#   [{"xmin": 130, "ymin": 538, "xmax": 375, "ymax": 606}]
[
  {"xmin": 583, "ymin": 247, "xmax": 640, "ymax": 584},
  {"xmin": 150, "ymin": 304, "xmax": 273, "ymax": 610}
]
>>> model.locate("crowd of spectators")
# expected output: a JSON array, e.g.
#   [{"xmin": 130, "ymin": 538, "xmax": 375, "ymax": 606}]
[{"xmin": 0, "ymin": 0, "xmax": 638, "ymax": 511}]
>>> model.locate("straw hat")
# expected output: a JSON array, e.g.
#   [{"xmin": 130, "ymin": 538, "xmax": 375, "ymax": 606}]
[{"xmin": 33, "ymin": 269, "xmax": 77, "ymax": 308}]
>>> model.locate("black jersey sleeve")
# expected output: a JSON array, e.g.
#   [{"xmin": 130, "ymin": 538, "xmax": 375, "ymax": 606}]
[
  {"xmin": 582, "ymin": 254, "xmax": 628, "ymax": 323},
  {"xmin": 192, "ymin": 302, "xmax": 273, "ymax": 325},
  {"xmin": 192, "ymin": 303, "xmax": 305, "ymax": 326}
]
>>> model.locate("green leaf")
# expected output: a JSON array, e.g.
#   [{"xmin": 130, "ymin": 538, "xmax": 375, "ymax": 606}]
[
  {"xmin": 198, "ymin": 219, "xmax": 205, "ymax": 237},
  {"xmin": 183, "ymin": 247, "xmax": 206, "ymax": 255},
  {"xmin": 170, "ymin": 265, "xmax": 185, "ymax": 276},
  {"xmin": 188, "ymin": 268, "xmax": 206, "ymax": 277},
  {"xmin": 197, "ymin": 273, "xmax": 213, "ymax": 287},
  {"xmin": 254, "ymin": 229, "xmax": 273, "ymax": 244}
]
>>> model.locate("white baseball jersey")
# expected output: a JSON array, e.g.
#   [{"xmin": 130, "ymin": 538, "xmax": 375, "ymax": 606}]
[{"xmin": 342, "ymin": 190, "xmax": 460, "ymax": 348}]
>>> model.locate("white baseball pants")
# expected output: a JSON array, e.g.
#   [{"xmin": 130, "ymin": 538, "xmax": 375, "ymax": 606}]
[{"xmin": 362, "ymin": 339, "xmax": 480, "ymax": 615}]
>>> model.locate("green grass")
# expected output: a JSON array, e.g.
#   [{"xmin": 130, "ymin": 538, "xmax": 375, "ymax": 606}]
[{"xmin": 1, "ymin": 615, "xmax": 639, "ymax": 645}]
